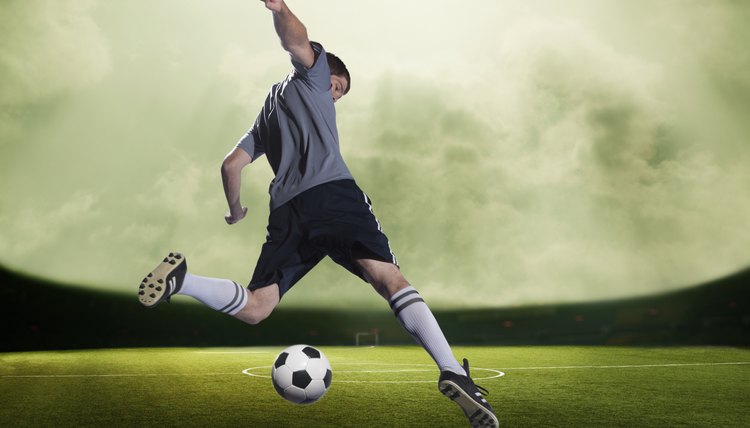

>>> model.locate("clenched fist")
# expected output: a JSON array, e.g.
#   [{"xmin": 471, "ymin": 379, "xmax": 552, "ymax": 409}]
[{"xmin": 261, "ymin": 0, "xmax": 283, "ymax": 13}]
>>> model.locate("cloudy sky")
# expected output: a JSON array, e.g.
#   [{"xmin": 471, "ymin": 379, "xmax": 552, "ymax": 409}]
[{"xmin": 1, "ymin": 0, "xmax": 748, "ymax": 309}]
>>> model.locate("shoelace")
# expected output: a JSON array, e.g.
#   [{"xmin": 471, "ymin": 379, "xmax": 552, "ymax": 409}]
[
  {"xmin": 462, "ymin": 358, "xmax": 490, "ymax": 396},
  {"xmin": 475, "ymin": 384, "xmax": 490, "ymax": 396}
]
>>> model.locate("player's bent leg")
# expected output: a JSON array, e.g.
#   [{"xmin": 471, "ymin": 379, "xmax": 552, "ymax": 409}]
[
  {"xmin": 138, "ymin": 253, "xmax": 278, "ymax": 325},
  {"xmin": 232, "ymin": 283, "xmax": 280, "ymax": 325}
]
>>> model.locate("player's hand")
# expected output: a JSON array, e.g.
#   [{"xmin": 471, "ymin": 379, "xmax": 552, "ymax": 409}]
[
  {"xmin": 260, "ymin": 0, "xmax": 283, "ymax": 13},
  {"xmin": 225, "ymin": 206, "xmax": 248, "ymax": 225}
]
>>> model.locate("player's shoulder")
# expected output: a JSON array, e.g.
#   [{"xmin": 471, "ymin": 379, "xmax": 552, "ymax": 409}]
[
  {"xmin": 310, "ymin": 41, "xmax": 325, "ymax": 56},
  {"xmin": 291, "ymin": 41, "xmax": 329, "ymax": 81}
]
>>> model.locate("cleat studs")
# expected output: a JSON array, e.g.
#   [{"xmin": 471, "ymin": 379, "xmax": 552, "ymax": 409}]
[
  {"xmin": 149, "ymin": 293, "xmax": 156, "ymax": 298},
  {"xmin": 148, "ymin": 273, "xmax": 153, "ymax": 277},
  {"xmin": 138, "ymin": 290, "xmax": 145, "ymax": 295},
  {"xmin": 169, "ymin": 260, "xmax": 176, "ymax": 265},
  {"xmin": 157, "ymin": 279, "xmax": 164, "ymax": 284},
  {"xmin": 139, "ymin": 284, "xmax": 145, "ymax": 289},
  {"xmin": 149, "ymin": 284, "xmax": 154, "ymax": 288},
  {"xmin": 169, "ymin": 252, "xmax": 174, "ymax": 257},
  {"xmin": 155, "ymin": 286, "xmax": 162, "ymax": 291},
  {"xmin": 175, "ymin": 254, "xmax": 182, "ymax": 259},
  {"xmin": 163, "ymin": 258, "xmax": 168, "ymax": 262}
]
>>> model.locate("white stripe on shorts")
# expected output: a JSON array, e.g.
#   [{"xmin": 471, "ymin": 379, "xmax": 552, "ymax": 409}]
[{"xmin": 362, "ymin": 191, "xmax": 398, "ymax": 265}]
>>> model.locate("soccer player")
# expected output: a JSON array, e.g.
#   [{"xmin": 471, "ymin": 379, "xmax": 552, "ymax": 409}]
[{"xmin": 138, "ymin": 1, "xmax": 498, "ymax": 426}]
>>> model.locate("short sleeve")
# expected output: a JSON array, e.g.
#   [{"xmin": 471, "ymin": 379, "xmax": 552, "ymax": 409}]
[
  {"xmin": 291, "ymin": 41, "xmax": 331, "ymax": 93},
  {"xmin": 235, "ymin": 129, "xmax": 264, "ymax": 162}
]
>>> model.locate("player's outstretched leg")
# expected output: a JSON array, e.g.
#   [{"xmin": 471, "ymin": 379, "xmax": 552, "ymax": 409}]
[
  {"xmin": 439, "ymin": 358, "xmax": 499, "ymax": 428},
  {"xmin": 355, "ymin": 259, "xmax": 499, "ymax": 427},
  {"xmin": 138, "ymin": 252, "xmax": 277, "ymax": 324},
  {"xmin": 389, "ymin": 286, "xmax": 499, "ymax": 427},
  {"xmin": 138, "ymin": 252, "xmax": 186, "ymax": 307}
]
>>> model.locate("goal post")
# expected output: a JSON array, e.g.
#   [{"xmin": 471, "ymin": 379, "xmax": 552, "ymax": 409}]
[{"xmin": 355, "ymin": 331, "xmax": 379, "ymax": 346}]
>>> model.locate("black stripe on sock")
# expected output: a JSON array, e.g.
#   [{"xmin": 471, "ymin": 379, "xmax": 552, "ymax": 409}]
[
  {"xmin": 389, "ymin": 289, "xmax": 419, "ymax": 309},
  {"xmin": 393, "ymin": 297, "xmax": 425, "ymax": 317},
  {"xmin": 226, "ymin": 283, "xmax": 247, "ymax": 314},
  {"xmin": 219, "ymin": 282, "xmax": 241, "ymax": 313}
]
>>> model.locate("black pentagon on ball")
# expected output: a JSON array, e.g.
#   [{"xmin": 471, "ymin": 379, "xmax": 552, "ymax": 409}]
[
  {"xmin": 301, "ymin": 346, "xmax": 320, "ymax": 359},
  {"xmin": 274, "ymin": 352, "xmax": 289, "ymax": 368},
  {"xmin": 292, "ymin": 369, "xmax": 313, "ymax": 388},
  {"xmin": 273, "ymin": 376, "xmax": 285, "ymax": 397},
  {"xmin": 323, "ymin": 369, "xmax": 332, "ymax": 388}
]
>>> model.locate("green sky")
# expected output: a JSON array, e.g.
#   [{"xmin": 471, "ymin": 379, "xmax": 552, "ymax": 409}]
[{"xmin": 1, "ymin": 0, "xmax": 749, "ymax": 308}]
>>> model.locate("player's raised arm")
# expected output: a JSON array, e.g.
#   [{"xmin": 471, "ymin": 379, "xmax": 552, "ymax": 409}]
[{"xmin": 261, "ymin": 0, "xmax": 315, "ymax": 68}]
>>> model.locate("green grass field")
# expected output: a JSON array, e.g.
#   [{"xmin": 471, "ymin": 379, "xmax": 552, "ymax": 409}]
[{"xmin": 1, "ymin": 346, "xmax": 748, "ymax": 427}]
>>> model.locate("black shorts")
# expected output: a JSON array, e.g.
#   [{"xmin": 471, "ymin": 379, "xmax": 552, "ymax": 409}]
[{"xmin": 248, "ymin": 180, "xmax": 398, "ymax": 298}]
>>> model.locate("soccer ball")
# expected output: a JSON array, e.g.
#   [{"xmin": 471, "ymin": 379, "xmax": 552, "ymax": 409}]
[{"xmin": 271, "ymin": 344, "xmax": 332, "ymax": 404}]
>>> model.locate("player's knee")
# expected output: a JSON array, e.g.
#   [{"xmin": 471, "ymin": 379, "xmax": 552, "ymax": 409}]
[
  {"xmin": 238, "ymin": 306, "xmax": 271, "ymax": 325},
  {"xmin": 244, "ymin": 311, "xmax": 269, "ymax": 325},
  {"xmin": 234, "ymin": 285, "xmax": 280, "ymax": 325},
  {"xmin": 235, "ymin": 300, "xmax": 274, "ymax": 325},
  {"xmin": 371, "ymin": 272, "xmax": 410, "ymax": 300},
  {"xmin": 385, "ymin": 280, "xmax": 410, "ymax": 300}
]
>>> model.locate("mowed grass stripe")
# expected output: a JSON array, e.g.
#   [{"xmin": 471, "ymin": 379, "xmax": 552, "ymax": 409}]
[
  {"xmin": 3, "ymin": 361, "xmax": 747, "ymax": 378},
  {"xmin": 1, "ymin": 347, "xmax": 748, "ymax": 427}
]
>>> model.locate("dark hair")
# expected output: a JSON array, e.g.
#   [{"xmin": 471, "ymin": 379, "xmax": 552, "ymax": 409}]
[{"xmin": 326, "ymin": 52, "xmax": 351, "ymax": 94}]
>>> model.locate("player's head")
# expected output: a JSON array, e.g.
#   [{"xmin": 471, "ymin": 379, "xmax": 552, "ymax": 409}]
[{"xmin": 326, "ymin": 52, "xmax": 350, "ymax": 103}]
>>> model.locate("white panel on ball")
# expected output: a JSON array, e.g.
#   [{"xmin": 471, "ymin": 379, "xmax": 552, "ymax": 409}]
[
  {"xmin": 273, "ymin": 365, "xmax": 294, "ymax": 389},
  {"xmin": 305, "ymin": 358, "xmax": 329, "ymax": 380},
  {"xmin": 283, "ymin": 386, "xmax": 307, "ymax": 404},
  {"xmin": 305, "ymin": 379, "xmax": 327, "ymax": 400},
  {"xmin": 285, "ymin": 350, "xmax": 309, "ymax": 371}
]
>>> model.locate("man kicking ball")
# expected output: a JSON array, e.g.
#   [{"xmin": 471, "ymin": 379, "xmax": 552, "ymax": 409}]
[{"xmin": 137, "ymin": 1, "xmax": 498, "ymax": 426}]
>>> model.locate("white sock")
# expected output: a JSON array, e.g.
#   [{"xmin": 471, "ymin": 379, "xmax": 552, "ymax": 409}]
[
  {"xmin": 178, "ymin": 273, "xmax": 248, "ymax": 316},
  {"xmin": 390, "ymin": 286, "xmax": 466, "ymax": 376}
]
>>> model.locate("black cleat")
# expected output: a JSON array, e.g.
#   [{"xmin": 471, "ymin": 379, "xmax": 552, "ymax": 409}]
[
  {"xmin": 137, "ymin": 252, "xmax": 187, "ymax": 308},
  {"xmin": 439, "ymin": 359, "xmax": 499, "ymax": 427}
]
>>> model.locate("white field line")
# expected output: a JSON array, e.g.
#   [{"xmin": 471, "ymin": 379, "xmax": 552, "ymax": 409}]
[
  {"xmin": 1, "ymin": 372, "xmax": 239, "ymax": 378},
  {"xmin": 503, "ymin": 361, "xmax": 750, "ymax": 370},
  {"xmin": 336, "ymin": 369, "xmax": 435, "ymax": 373},
  {"xmin": 3, "ymin": 361, "xmax": 748, "ymax": 380},
  {"xmin": 241, "ymin": 366, "xmax": 506, "ymax": 383}
]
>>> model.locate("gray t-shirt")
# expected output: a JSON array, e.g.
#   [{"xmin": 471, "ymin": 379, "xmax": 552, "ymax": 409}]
[{"xmin": 236, "ymin": 42, "xmax": 353, "ymax": 211}]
